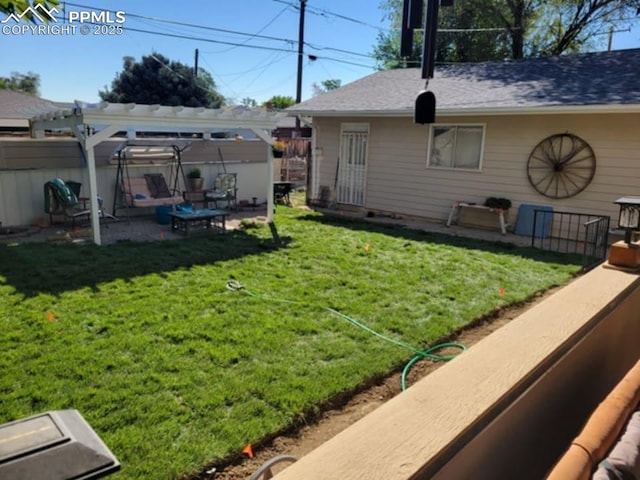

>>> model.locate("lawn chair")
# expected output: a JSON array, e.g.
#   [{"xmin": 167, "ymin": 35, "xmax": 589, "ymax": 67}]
[
  {"xmin": 44, "ymin": 178, "xmax": 91, "ymax": 227},
  {"xmin": 45, "ymin": 179, "xmax": 116, "ymax": 227},
  {"xmin": 66, "ymin": 180, "xmax": 117, "ymax": 226},
  {"xmin": 204, "ymin": 173, "xmax": 238, "ymax": 210}
]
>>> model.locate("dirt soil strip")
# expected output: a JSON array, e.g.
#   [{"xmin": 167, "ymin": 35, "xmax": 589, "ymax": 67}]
[{"xmin": 190, "ymin": 287, "xmax": 562, "ymax": 480}]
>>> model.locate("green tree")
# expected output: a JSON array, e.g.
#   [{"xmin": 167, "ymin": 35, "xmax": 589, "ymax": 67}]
[
  {"xmin": 241, "ymin": 97, "xmax": 257, "ymax": 107},
  {"xmin": 437, "ymin": 0, "xmax": 510, "ymax": 62},
  {"xmin": 99, "ymin": 53, "xmax": 224, "ymax": 108},
  {"xmin": 312, "ymin": 78, "xmax": 342, "ymax": 96},
  {"xmin": 261, "ymin": 95, "xmax": 296, "ymax": 110},
  {"xmin": 524, "ymin": 0, "xmax": 640, "ymax": 58},
  {"xmin": 373, "ymin": 0, "xmax": 640, "ymax": 67},
  {"xmin": 0, "ymin": 72, "xmax": 41, "ymax": 95},
  {"xmin": 0, "ymin": 0, "xmax": 59, "ymax": 22}
]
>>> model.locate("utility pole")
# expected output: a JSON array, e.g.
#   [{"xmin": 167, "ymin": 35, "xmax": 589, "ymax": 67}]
[
  {"xmin": 194, "ymin": 48, "xmax": 199, "ymax": 77},
  {"xmin": 295, "ymin": 0, "xmax": 307, "ymax": 133}
]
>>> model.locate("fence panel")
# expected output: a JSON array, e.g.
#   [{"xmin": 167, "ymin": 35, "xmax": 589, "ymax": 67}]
[{"xmin": 531, "ymin": 210, "xmax": 610, "ymax": 270}]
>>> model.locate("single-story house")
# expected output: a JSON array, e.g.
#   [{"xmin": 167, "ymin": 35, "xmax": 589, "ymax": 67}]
[
  {"xmin": 287, "ymin": 48, "xmax": 640, "ymax": 235},
  {"xmin": 0, "ymin": 89, "xmax": 64, "ymax": 134}
]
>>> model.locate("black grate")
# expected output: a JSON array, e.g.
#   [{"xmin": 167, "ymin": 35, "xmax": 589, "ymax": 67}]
[{"xmin": 531, "ymin": 210, "xmax": 610, "ymax": 270}]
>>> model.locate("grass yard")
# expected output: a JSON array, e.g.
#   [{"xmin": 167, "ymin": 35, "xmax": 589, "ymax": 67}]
[{"xmin": 0, "ymin": 207, "xmax": 583, "ymax": 479}]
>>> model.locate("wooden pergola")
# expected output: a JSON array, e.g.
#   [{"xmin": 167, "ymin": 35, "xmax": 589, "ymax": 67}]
[{"xmin": 30, "ymin": 102, "xmax": 280, "ymax": 245}]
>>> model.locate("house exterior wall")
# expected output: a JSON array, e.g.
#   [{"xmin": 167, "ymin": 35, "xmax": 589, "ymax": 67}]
[
  {"xmin": 0, "ymin": 138, "xmax": 269, "ymax": 226},
  {"xmin": 311, "ymin": 113, "xmax": 640, "ymax": 226}
]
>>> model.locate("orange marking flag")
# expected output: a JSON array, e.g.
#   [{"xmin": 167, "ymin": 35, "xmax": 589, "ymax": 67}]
[{"xmin": 242, "ymin": 444, "xmax": 254, "ymax": 458}]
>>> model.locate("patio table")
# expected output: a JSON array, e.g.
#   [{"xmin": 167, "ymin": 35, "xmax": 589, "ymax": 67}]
[{"xmin": 168, "ymin": 208, "xmax": 228, "ymax": 235}]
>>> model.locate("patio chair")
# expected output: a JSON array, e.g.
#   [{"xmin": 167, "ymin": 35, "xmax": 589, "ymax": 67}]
[
  {"xmin": 204, "ymin": 173, "xmax": 238, "ymax": 210},
  {"xmin": 44, "ymin": 178, "xmax": 91, "ymax": 227},
  {"xmin": 66, "ymin": 180, "xmax": 117, "ymax": 224},
  {"xmin": 45, "ymin": 179, "xmax": 116, "ymax": 227}
]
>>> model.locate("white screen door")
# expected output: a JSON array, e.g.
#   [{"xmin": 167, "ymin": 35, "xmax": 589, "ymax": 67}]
[{"xmin": 337, "ymin": 123, "xmax": 368, "ymax": 205}]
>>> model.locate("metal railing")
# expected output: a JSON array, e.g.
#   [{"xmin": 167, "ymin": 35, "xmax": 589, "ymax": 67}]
[{"xmin": 531, "ymin": 210, "xmax": 610, "ymax": 270}]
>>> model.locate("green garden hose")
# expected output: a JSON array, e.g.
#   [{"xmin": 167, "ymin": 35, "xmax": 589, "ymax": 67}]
[{"xmin": 226, "ymin": 280, "xmax": 466, "ymax": 391}]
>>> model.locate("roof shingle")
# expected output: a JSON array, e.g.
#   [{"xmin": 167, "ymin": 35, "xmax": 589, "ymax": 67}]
[
  {"xmin": 0, "ymin": 89, "xmax": 61, "ymax": 120},
  {"xmin": 288, "ymin": 48, "xmax": 640, "ymax": 115}
]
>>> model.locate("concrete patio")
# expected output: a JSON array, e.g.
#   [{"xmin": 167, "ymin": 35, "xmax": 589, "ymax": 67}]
[
  {"xmin": 0, "ymin": 206, "xmax": 271, "ymax": 245},
  {"xmin": 0, "ymin": 204, "xmax": 538, "ymax": 248}
]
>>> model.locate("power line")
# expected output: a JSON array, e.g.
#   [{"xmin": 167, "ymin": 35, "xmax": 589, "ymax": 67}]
[
  {"xmin": 272, "ymin": 0, "xmax": 388, "ymax": 31},
  {"xmin": 304, "ymin": 41, "xmax": 374, "ymax": 59},
  {"xmin": 208, "ymin": 4, "xmax": 292, "ymax": 54},
  {"xmin": 307, "ymin": 4, "xmax": 387, "ymax": 31},
  {"xmin": 120, "ymin": 25, "xmax": 375, "ymax": 69},
  {"xmin": 115, "ymin": 27, "xmax": 376, "ymax": 78},
  {"xmin": 63, "ymin": 1, "xmax": 298, "ymax": 44},
  {"xmin": 203, "ymin": 51, "xmax": 292, "ymax": 78},
  {"xmin": 147, "ymin": 53, "xmax": 219, "ymax": 98},
  {"xmin": 62, "ymin": 1, "xmax": 375, "ymax": 63},
  {"xmin": 58, "ymin": 1, "xmax": 377, "ymax": 102},
  {"xmin": 122, "ymin": 25, "xmax": 297, "ymax": 54}
]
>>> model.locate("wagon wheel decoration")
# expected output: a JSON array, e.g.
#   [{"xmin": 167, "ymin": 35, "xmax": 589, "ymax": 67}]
[{"xmin": 526, "ymin": 133, "xmax": 596, "ymax": 199}]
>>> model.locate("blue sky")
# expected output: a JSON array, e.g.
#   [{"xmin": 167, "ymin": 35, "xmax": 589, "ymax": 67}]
[{"xmin": 1, "ymin": 1, "xmax": 639, "ymax": 105}]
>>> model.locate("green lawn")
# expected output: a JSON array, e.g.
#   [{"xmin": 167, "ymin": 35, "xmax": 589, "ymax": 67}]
[{"xmin": 0, "ymin": 207, "xmax": 583, "ymax": 479}]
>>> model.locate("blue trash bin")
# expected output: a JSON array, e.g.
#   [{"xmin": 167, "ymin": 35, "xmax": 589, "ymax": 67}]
[{"xmin": 155, "ymin": 206, "xmax": 173, "ymax": 225}]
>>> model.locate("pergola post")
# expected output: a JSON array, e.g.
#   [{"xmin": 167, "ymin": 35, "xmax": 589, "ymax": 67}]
[
  {"xmin": 267, "ymin": 145, "xmax": 275, "ymax": 222},
  {"xmin": 251, "ymin": 128, "xmax": 275, "ymax": 223},
  {"xmin": 74, "ymin": 124, "xmax": 120, "ymax": 246},
  {"xmin": 85, "ymin": 146, "xmax": 101, "ymax": 245}
]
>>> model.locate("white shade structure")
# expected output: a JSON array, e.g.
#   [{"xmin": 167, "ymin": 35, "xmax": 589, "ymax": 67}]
[{"xmin": 30, "ymin": 102, "xmax": 280, "ymax": 245}]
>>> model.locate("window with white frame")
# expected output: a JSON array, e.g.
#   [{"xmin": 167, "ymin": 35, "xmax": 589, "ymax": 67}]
[{"xmin": 428, "ymin": 124, "xmax": 485, "ymax": 170}]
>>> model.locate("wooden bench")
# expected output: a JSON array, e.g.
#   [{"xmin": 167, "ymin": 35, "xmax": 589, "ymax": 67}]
[{"xmin": 446, "ymin": 201, "xmax": 509, "ymax": 235}]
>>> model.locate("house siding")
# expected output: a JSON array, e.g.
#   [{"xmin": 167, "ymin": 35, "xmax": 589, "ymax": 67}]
[
  {"xmin": 312, "ymin": 113, "xmax": 640, "ymax": 225},
  {"xmin": 0, "ymin": 138, "xmax": 269, "ymax": 226}
]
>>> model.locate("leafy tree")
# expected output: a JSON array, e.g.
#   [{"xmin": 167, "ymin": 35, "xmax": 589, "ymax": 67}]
[
  {"xmin": 373, "ymin": 0, "xmax": 423, "ymax": 68},
  {"xmin": 524, "ymin": 0, "xmax": 640, "ymax": 58},
  {"xmin": 312, "ymin": 78, "xmax": 342, "ymax": 96},
  {"xmin": 437, "ymin": 0, "xmax": 510, "ymax": 62},
  {"xmin": 261, "ymin": 95, "xmax": 296, "ymax": 110},
  {"xmin": 0, "ymin": 0, "xmax": 59, "ymax": 22},
  {"xmin": 241, "ymin": 97, "xmax": 257, "ymax": 107},
  {"xmin": 373, "ymin": 0, "xmax": 640, "ymax": 67},
  {"xmin": 0, "ymin": 71, "xmax": 40, "ymax": 95},
  {"xmin": 99, "ymin": 53, "xmax": 224, "ymax": 108}
]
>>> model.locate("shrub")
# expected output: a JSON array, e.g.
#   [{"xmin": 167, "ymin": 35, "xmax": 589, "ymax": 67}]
[
  {"xmin": 484, "ymin": 197, "xmax": 512, "ymax": 210},
  {"xmin": 187, "ymin": 168, "xmax": 202, "ymax": 179}
]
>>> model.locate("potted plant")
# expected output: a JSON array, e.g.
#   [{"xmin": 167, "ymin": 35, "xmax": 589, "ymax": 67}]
[
  {"xmin": 187, "ymin": 168, "xmax": 204, "ymax": 191},
  {"xmin": 272, "ymin": 140, "xmax": 286, "ymax": 158},
  {"xmin": 484, "ymin": 197, "xmax": 512, "ymax": 211}
]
